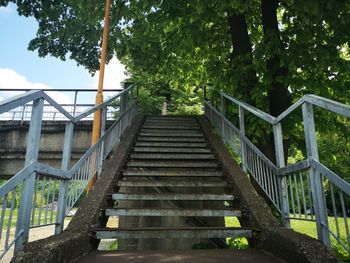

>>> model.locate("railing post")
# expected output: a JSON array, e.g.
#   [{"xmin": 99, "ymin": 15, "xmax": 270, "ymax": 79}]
[
  {"xmin": 55, "ymin": 122, "xmax": 74, "ymax": 234},
  {"xmin": 273, "ymin": 122, "xmax": 290, "ymax": 228},
  {"xmin": 302, "ymin": 102, "xmax": 330, "ymax": 246},
  {"xmin": 239, "ymin": 106, "xmax": 247, "ymax": 173},
  {"xmin": 98, "ymin": 108, "xmax": 107, "ymax": 176},
  {"xmin": 220, "ymin": 93, "xmax": 226, "ymax": 140},
  {"xmin": 14, "ymin": 98, "xmax": 44, "ymax": 254},
  {"xmin": 120, "ymin": 86, "xmax": 129, "ymax": 133},
  {"xmin": 73, "ymin": 91, "xmax": 78, "ymax": 115}
]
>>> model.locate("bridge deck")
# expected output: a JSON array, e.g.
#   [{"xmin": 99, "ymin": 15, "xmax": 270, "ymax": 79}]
[{"xmin": 76, "ymin": 249, "xmax": 283, "ymax": 263}]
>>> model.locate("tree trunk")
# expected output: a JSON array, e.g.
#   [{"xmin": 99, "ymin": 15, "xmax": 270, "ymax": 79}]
[
  {"xmin": 227, "ymin": 12, "xmax": 258, "ymax": 106},
  {"xmin": 261, "ymin": 0, "xmax": 291, "ymax": 117}
]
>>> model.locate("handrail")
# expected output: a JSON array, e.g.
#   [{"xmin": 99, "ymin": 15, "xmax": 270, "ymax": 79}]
[
  {"xmin": 0, "ymin": 84, "xmax": 138, "ymax": 259},
  {"xmin": 220, "ymin": 92, "xmax": 276, "ymax": 124},
  {"xmin": 73, "ymin": 84, "xmax": 134, "ymax": 122},
  {"xmin": 0, "ymin": 90, "xmax": 44, "ymax": 114},
  {"xmin": 209, "ymin": 89, "xmax": 350, "ymax": 124},
  {"xmin": 205, "ymin": 87, "xmax": 350, "ymax": 253}
]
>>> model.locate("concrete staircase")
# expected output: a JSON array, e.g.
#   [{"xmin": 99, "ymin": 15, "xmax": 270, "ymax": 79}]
[{"xmin": 94, "ymin": 116, "xmax": 253, "ymax": 247}]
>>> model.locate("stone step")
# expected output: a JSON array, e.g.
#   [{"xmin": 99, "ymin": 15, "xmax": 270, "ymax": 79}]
[
  {"xmin": 140, "ymin": 129, "xmax": 201, "ymax": 134},
  {"xmin": 139, "ymin": 133, "xmax": 204, "ymax": 138},
  {"xmin": 122, "ymin": 169, "xmax": 223, "ymax": 177},
  {"xmin": 112, "ymin": 193, "xmax": 234, "ymax": 201},
  {"xmin": 126, "ymin": 161, "xmax": 220, "ymax": 168},
  {"xmin": 105, "ymin": 208, "xmax": 241, "ymax": 217},
  {"xmin": 117, "ymin": 180, "xmax": 227, "ymax": 187},
  {"xmin": 142, "ymin": 125, "xmax": 200, "ymax": 130},
  {"xmin": 138, "ymin": 137, "xmax": 205, "ymax": 142},
  {"xmin": 130, "ymin": 153, "xmax": 216, "ymax": 160},
  {"xmin": 135, "ymin": 142, "xmax": 208, "ymax": 148},
  {"xmin": 146, "ymin": 117, "xmax": 197, "ymax": 121},
  {"xmin": 95, "ymin": 227, "xmax": 253, "ymax": 239},
  {"xmin": 133, "ymin": 147, "xmax": 211, "ymax": 153}
]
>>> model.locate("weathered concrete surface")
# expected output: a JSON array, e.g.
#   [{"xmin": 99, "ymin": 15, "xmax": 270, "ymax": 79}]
[
  {"xmin": 0, "ymin": 121, "xmax": 113, "ymax": 178},
  {"xmin": 10, "ymin": 115, "xmax": 145, "ymax": 263},
  {"xmin": 197, "ymin": 116, "xmax": 338, "ymax": 263},
  {"xmin": 74, "ymin": 249, "xmax": 284, "ymax": 263}
]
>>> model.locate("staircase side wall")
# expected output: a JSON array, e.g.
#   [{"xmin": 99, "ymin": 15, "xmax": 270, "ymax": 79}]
[
  {"xmin": 197, "ymin": 116, "xmax": 338, "ymax": 263},
  {"xmin": 11, "ymin": 115, "xmax": 145, "ymax": 263}
]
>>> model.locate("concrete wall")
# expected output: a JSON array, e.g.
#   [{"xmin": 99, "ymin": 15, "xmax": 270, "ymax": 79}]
[{"xmin": 0, "ymin": 121, "xmax": 112, "ymax": 178}]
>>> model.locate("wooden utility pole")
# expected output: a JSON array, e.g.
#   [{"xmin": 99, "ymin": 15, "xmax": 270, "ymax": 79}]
[{"xmin": 88, "ymin": 0, "xmax": 111, "ymax": 192}]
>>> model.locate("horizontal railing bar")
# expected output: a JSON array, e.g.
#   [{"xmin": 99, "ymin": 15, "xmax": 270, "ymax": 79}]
[
  {"xmin": 286, "ymin": 217, "xmax": 316, "ymax": 222},
  {"xmin": 0, "ymin": 90, "xmax": 44, "ymax": 114},
  {"xmin": 305, "ymin": 94, "xmax": 350, "ymax": 119},
  {"xmin": 278, "ymin": 160, "xmax": 311, "ymax": 176},
  {"xmin": 34, "ymin": 162, "xmax": 67, "ymax": 179},
  {"xmin": 0, "ymin": 162, "xmax": 35, "ymax": 197},
  {"xmin": 29, "ymin": 222, "xmax": 58, "ymax": 229},
  {"xmin": 310, "ymin": 159, "xmax": 350, "ymax": 196},
  {"xmin": 73, "ymin": 84, "xmax": 134, "ymax": 122},
  {"xmin": 0, "ymin": 88, "xmax": 122, "ymax": 92},
  {"xmin": 220, "ymin": 92, "xmax": 276, "ymax": 124}
]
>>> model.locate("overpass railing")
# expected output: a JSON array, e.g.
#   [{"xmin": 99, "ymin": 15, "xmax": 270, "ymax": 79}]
[
  {"xmin": 0, "ymin": 88, "xmax": 122, "ymax": 121},
  {"xmin": 0, "ymin": 85, "xmax": 138, "ymax": 259},
  {"xmin": 204, "ymin": 88, "xmax": 350, "ymax": 253}
]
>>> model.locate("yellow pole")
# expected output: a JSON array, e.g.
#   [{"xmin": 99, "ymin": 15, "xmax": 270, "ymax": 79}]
[{"xmin": 88, "ymin": 0, "xmax": 111, "ymax": 192}]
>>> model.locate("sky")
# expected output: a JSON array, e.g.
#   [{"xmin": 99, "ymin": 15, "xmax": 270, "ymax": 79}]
[{"xmin": 0, "ymin": 3, "xmax": 127, "ymax": 104}]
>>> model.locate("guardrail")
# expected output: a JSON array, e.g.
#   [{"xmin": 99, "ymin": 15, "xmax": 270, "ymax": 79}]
[
  {"xmin": 204, "ymin": 87, "xmax": 350, "ymax": 253},
  {"xmin": 0, "ymin": 88, "xmax": 122, "ymax": 121},
  {"xmin": 0, "ymin": 85, "xmax": 138, "ymax": 259}
]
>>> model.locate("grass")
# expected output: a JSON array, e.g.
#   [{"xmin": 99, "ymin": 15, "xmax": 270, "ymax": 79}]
[{"xmin": 1, "ymin": 208, "xmax": 57, "ymax": 229}]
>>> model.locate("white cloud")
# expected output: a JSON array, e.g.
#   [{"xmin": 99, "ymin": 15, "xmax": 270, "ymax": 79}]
[
  {"xmin": 0, "ymin": 6, "xmax": 12, "ymax": 14},
  {"xmin": 92, "ymin": 57, "xmax": 129, "ymax": 90},
  {"xmin": 0, "ymin": 68, "xmax": 72, "ymax": 104}
]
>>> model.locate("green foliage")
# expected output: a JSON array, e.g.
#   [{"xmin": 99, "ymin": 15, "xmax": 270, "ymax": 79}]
[
  {"xmin": 137, "ymin": 88, "xmax": 164, "ymax": 115},
  {"xmin": 227, "ymin": 237, "xmax": 249, "ymax": 250},
  {"xmin": 109, "ymin": 240, "xmax": 118, "ymax": 250}
]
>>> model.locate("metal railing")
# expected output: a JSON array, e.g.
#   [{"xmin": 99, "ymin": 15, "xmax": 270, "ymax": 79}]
[
  {"xmin": 204, "ymin": 88, "xmax": 350, "ymax": 253},
  {"xmin": 0, "ymin": 89, "xmax": 122, "ymax": 121},
  {"xmin": 0, "ymin": 85, "xmax": 138, "ymax": 259}
]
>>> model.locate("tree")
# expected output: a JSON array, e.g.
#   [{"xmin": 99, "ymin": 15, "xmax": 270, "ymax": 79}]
[{"xmin": 1, "ymin": 0, "xmax": 350, "ymax": 167}]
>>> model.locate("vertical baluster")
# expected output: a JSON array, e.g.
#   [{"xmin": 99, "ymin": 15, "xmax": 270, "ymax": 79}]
[
  {"xmin": 5, "ymin": 189, "xmax": 16, "ymax": 248},
  {"xmin": 50, "ymin": 179, "xmax": 57, "ymax": 224},
  {"xmin": 299, "ymin": 173, "xmax": 308, "ymax": 219},
  {"xmin": 339, "ymin": 191, "xmax": 350, "ymax": 248},
  {"xmin": 289, "ymin": 176, "xmax": 295, "ymax": 218},
  {"xmin": 44, "ymin": 178, "xmax": 52, "ymax": 225},
  {"xmin": 293, "ymin": 174, "xmax": 301, "ymax": 217},
  {"xmin": 38, "ymin": 176, "xmax": 46, "ymax": 226},
  {"xmin": 31, "ymin": 176, "xmax": 39, "ymax": 226},
  {"xmin": 0, "ymin": 194, "xmax": 8, "ymax": 240},
  {"xmin": 273, "ymin": 171, "xmax": 280, "ymax": 210},
  {"xmin": 329, "ymin": 184, "xmax": 340, "ymax": 239}
]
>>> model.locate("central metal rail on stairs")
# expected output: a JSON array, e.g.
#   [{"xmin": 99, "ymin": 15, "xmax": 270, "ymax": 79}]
[{"xmin": 0, "ymin": 85, "xmax": 138, "ymax": 259}]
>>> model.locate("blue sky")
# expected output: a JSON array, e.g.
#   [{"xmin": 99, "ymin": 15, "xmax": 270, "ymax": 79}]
[{"xmin": 0, "ymin": 3, "xmax": 126, "ymax": 104}]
